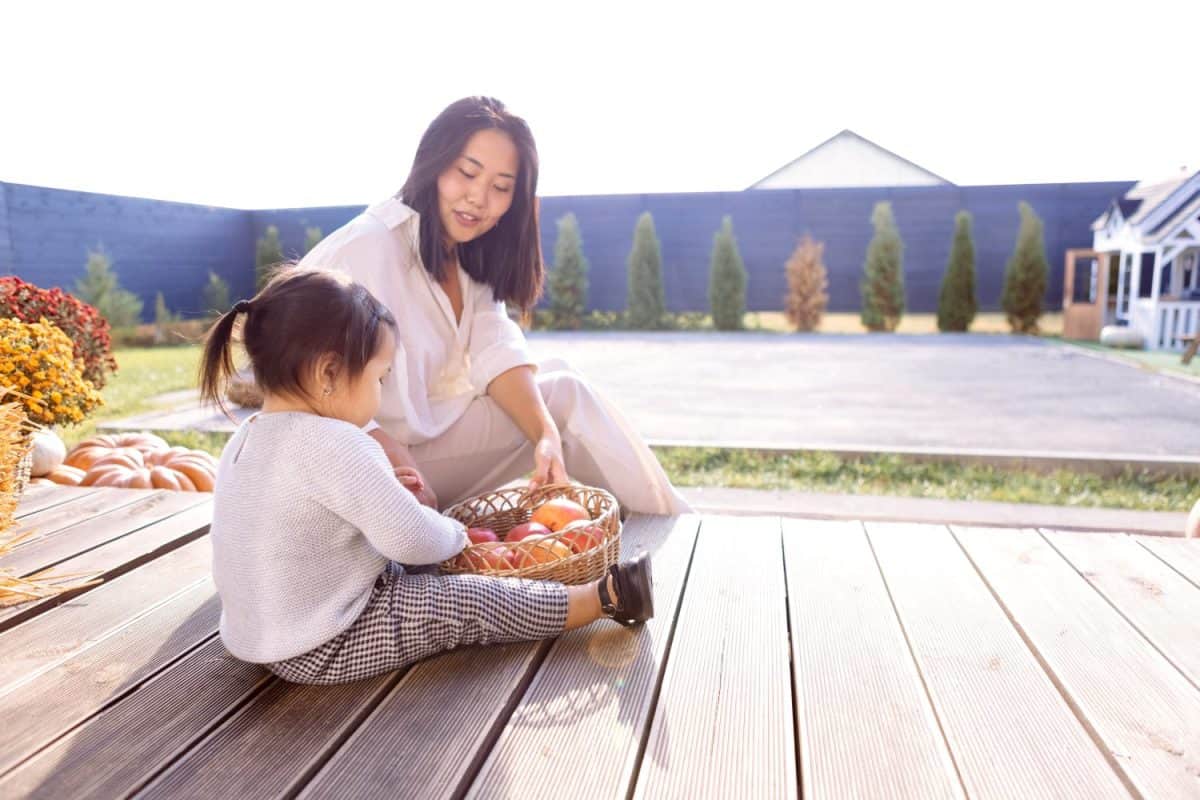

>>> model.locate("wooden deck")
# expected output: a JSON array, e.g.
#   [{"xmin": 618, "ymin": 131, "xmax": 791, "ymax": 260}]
[{"xmin": 1, "ymin": 484, "xmax": 1198, "ymax": 799}]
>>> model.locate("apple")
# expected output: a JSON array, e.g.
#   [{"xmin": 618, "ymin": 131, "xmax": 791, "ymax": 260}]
[
  {"xmin": 560, "ymin": 523, "xmax": 606, "ymax": 554},
  {"xmin": 510, "ymin": 535, "xmax": 572, "ymax": 567},
  {"xmin": 531, "ymin": 497, "xmax": 590, "ymax": 532},
  {"xmin": 506, "ymin": 521, "xmax": 552, "ymax": 543},
  {"xmin": 468, "ymin": 527, "xmax": 499, "ymax": 544},
  {"xmin": 458, "ymin": 546, "xmax": 514, "ymax": 572}
]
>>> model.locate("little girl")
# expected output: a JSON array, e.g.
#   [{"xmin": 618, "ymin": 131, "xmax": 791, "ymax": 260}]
[{"xmin": 200, "ymin": 268, "xmax": 653, "ymax": 685}]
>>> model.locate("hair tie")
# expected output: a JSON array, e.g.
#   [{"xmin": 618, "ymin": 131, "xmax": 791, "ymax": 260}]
[{"xmin": 233, "ymin": 300, "xmax": 252, "ymax": 314}]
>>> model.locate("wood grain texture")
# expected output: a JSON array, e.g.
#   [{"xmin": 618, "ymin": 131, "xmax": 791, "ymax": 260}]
[
  {"xmin": 0, "ymin": 535, "xmax": 211, "ymax": 694},
  {"xmin": 1136, "ymin": 536, "xmax": 1200, "ymax": 589},
  {"xmin": 0, "ymin": 580, "xmax": 219, "ymax": 775},
  {"xmin": 1045, "ymin": 530, "xmax": 1200, "ymax": 687},
  {"xmin": 783, "ymin": 518, "xmax": 964, "ymax": 800},
  {"xmin": 867, "ymin": 522, "xmax": 1130, "ymax": 799},
  {"xmin": 0, "ymin": 499, "xmax": 212, "ymax": 632},
  {"xmin": 0, "ymin": 637, "xmax": 268, "ymax": 799},
  {"xmin": 136, "ymin": 673, "xmax": 398, "ymax": 799},
  {"xmin": 466, "ymin": 514, "xmax": 701, "ymax": 800},
  {"xmin": 0, "ymin": 490, "xmax": 205, "ymax": 576},
  {"xmin": 12, "ymin": 486, "xmax": 102, "ymax": 519},
  {"xmin": 297, "ymin": 640, "xmax": 553, "ymax": 800},
  {"xmin": 633, "ymin": 515, "xmax": 795, "ymax": 800},
  {"xmin": 5, "ymin": 487, "xmax": 146, "ymax": 544},
  {"xmin": 956, "ymin": 525, "xmax": 1200, "ymax": 799}
]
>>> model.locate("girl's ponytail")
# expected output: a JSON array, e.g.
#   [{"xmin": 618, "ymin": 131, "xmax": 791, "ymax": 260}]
[{"xmin": 199, "ymin": 301, "xmax": 251, "ymax": 418}]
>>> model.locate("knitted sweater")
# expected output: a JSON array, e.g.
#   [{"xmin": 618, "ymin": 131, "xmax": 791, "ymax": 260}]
[{"xmin": 210, "ymin": 412, "xmax": 469, "ymax": 662}]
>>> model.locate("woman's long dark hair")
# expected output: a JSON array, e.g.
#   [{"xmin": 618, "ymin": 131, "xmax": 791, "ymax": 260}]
[
  {"xmin": 399, "ymin": 96, "xmax": 543, "ymax": 311},
  {"xmin": 199, "ymin": 268, "xmax": 397, "ymax": 418}
]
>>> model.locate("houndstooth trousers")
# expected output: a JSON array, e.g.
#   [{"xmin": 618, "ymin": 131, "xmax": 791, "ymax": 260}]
[{"xmin": 267, "ymin": 563, "xmax": 569, "ymax": 685}]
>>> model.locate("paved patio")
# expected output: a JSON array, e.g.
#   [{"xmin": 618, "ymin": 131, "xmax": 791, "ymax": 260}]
[
  {"xmin": 528, "ymin": 332, "xmax": 1200, "ymax": 457},
  {"xmin": 102, "ymin": 333, "xmax": 1200, "ymax": 460}
]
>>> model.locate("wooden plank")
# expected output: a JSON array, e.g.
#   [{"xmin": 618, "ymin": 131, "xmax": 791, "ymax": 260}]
[
  {"xmin": 1046, "ymin": 530, "xmax": 1200, "ymax": 687},
  {"xmin": 0, "ymin": 638, "xmax": 269, "ymax": 799},
  {"xmin": 1137, "ymin": 536, "xmax": 1200, "ymax": 588},
  {"xmin": 137, "ymin": 673, "xmax": 399, "ymax": 798},
  {"xmin": 12, "ymin": 485, "xmax": 102, "ymax": 519},
  {"xmin": 955, "ymin": 526, "xmax": 1200, "ymax": 799},
  {"xmin": 0, "ymin": 580, "xmax": 219, "ymax": 776},
  {"xmin": 5, "ymin": 488, "xmax": 158, "ymax": 548},
  {"xmin": 0, "ymin": 499, "xmax": 213, "ymax": 632},
  {"xmin": 867, "ymin": 522, "xmax": 1131, "ymax": 799},
  {"xmin": 297, "ymin": 640, "xmax": 553, "ymax": 800},
  {"xmin": 0, "ymin": 535, "xmax": 212, "ymax": 693},
  {"xmin": 633, "ymin": 515, "xmax": 795, "ymax": 800},
  {"xmin": 0, "ymin": 490, "xmax": 206, "ymax": 577},
  {"xmin": 303, "ymin": 514, "xmax": 698, "ymax": 800},
  {"xmin": 466, "ymin": 514, "xmax": 701, "ymax": 800},
  {"xmin": 782, "ymin": 519, "xmax": 964, "ymax": 800}
]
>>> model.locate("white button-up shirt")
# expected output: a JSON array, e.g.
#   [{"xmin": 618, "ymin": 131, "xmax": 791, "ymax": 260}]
[{"xmin": 298, "ymin": 198, "xmax": 534, "ymax": 446}]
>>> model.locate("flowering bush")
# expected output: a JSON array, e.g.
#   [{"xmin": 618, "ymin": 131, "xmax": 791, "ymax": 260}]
[
  {"xmin": 0, "ymin": 318, "xmax": 103, "ymax": 426},
  {"xmin": 0, "ymin": 277, "xmax": 117, "ymax": 389}
]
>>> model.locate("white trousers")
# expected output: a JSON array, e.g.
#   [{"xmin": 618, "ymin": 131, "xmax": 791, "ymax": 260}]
[{"xmin": 411, "ymin": 360, "xmax": 692, "ymax": 515}]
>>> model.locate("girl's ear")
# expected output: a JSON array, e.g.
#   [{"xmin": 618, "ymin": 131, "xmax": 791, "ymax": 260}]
[{"xmin": 311, "ymin": 353, "xmax": 342, "ymax": 395}]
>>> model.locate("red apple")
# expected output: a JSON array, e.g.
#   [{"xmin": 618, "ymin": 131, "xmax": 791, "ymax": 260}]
[
  {"xmin": 560, "ymin": 524, "xmax": 606, "ymax": 554},
  {"xmin": 510, "ymin": 535, "xmax": 572, "ymax": 567},
  {"xmin": 531, "ymin": 498, "xmax": 590, "ymax": 532},
  {"xmin": 458, "ymin": 546, "xmax": 514, "ymax": 572},
  {"xmin": 506, "ymin": 521, "xmax": 552, "ymax": 543},
  {"xmin": 468, "ymin": 527, "xmax": 499, "ymax": 544}
]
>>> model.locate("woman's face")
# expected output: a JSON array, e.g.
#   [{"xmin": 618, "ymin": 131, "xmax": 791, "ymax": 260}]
[{"xmin": 436, "ymin": 128, "xmax": 519, "ymax": 246}]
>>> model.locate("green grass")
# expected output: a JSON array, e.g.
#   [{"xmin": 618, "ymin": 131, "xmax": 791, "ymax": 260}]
[
  {"xmin": 1064, "ymin": 339, "xmax": 1200, "ymax": 379},
  {"xmin": 74, "ymin": 344, "xmax": 1195, "ymax": 511},
  {"xmin": 61, "ymin": 345, "xmax": 205, "ymax": 450},
  {"xmin": 653, "ymin": 447, "xmax": 1197, "ymax": 512}
]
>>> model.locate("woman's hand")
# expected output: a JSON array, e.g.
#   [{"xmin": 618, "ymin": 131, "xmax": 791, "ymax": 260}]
[
  {"xmin": 528, "ymin": 433, "xmax": 569, "ymax": 490},
  {"xmin": 395, "ymin": 466, "xmax": 439, "ymax": 509}
]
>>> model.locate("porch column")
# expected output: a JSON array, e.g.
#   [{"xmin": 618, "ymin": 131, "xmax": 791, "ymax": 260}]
[
  {"xmin": 1115, "ymin": 251, "xmax": 1127, "ymax": 319},
  {"xmin": 1150, "ymin": 248, "xmax": 1163, "ymax": 347}
]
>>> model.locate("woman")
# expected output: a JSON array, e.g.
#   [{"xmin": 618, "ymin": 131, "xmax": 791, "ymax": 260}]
[{"xmin": 299, "ymin": 96, "xmax": 690, "ymax": 515}]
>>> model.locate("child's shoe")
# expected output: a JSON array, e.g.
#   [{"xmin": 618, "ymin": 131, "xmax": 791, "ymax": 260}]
[{"xmin": 598, "ymin": 551, "xmax": 654, "ymax": 625}]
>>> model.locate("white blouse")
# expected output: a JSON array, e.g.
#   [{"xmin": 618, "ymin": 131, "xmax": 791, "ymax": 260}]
[{"xmin": 297, "ymin": 198, "xmax": 534, "ymax": 446}]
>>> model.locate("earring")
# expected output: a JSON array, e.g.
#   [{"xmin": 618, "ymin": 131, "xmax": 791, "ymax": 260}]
[{"xmin": 322, "ymin": 385, "xmax": 333, "ymax": 397}]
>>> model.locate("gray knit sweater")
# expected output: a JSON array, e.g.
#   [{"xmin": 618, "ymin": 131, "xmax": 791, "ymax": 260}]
[{"xmin": 210, "ymin": 412, "xmax": 469, "ymax": 662}]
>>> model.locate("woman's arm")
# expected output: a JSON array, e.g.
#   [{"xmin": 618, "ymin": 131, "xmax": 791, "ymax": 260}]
[
  {"xmin": 486, "ymin": 365, "xmax": 568, "ymax": 488},
  {"xmin": 367, "ymin": 427, "xmax": 438, "ymax": 509}
]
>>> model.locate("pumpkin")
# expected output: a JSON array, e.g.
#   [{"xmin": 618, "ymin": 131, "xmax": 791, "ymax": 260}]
[
  {"xmin": 30, "ymin": 429, "xmax": 67, "ymax": 477},
  {"xmin": 65, "ymin": 432, "xmax": 171, "ymax": 470},
  {"xmin": 79, "ymin": 444, "xmax": 218, "ymax": 492},
  {"xmin": 46, "ymin": 464, "xmax": 86, "ymax": 486}
]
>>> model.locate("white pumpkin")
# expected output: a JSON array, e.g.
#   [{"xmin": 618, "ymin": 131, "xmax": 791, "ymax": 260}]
[{"xmin": 30, "ymin": 429, "xmax": 67, "ymax": 477}]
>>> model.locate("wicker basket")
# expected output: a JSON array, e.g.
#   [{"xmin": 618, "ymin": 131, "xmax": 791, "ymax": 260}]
[
  {"xmin": 12, "ymin": 436, "xmax": 32, "ymax": 497},
  {"xmin": 440, "ymin": 483, "xmax": 621, "ymax": 585}
]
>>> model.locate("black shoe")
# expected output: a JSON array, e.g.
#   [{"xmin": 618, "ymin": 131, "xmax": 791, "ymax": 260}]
[{"xmin": 598, "ymin": 551, "xmax": 654, "ymax": 626}]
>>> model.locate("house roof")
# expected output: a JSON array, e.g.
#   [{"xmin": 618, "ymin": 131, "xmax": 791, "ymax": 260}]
[
  {"xmin": 1092, "ymin": 170, "xmax": 1195, "ymax": 232},
  {"xmin": 746, "ymin": 129, "xmax": 953, "ymax": 190}
]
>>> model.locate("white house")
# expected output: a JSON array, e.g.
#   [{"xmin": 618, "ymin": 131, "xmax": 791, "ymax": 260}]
[
  {"xmin": 747, "ymin": 129, "xmax": 952, "ymax": 190},
  {"xmin": 1091, "ymin": 169, "xmax": 1200, "ymax": 350}
]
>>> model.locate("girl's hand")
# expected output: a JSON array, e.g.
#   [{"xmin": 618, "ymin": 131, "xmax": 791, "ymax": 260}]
[
  {"xmin": 528, "ymin": 434, "xmax": 569, "ymax": 491},
  {"xmin": 395, "ymin": 466, "xmax": 438, "ymax": 509}
]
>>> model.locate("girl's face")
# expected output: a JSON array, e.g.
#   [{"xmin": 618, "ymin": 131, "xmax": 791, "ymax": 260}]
[
  {"xmin": 436, "ymin": 129, "xmax": 519, "ymax": 246},
  {"xmin": 322, "ymin": 327, "xmax": 396, "ymax": 428}
]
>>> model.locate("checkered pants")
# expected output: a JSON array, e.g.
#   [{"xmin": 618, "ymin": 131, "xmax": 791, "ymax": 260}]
[{"xmin": 267, "ymin": 563, "xmax": 569, "ymax": 685}]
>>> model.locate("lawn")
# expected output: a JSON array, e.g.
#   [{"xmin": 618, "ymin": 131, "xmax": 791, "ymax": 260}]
[{"xmin": 75, "ymin": 340, "xmax": 1193, "ymax": 513}]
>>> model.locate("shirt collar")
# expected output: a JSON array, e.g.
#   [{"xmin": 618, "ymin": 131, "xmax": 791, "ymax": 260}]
[{"xmin": 365, "ymin": 196, "xmax": 418, "ymax": 230}]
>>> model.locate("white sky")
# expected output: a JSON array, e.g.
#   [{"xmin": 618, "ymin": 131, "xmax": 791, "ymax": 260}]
[{"xmin": 3, "ymin": 0, "xmax": 1197, "ymax": 209}]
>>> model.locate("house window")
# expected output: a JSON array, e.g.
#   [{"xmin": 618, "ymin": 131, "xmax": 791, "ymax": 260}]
[{"xmin": 1073, "ymin": 258, "xmax": 1097, "ymax": 303}]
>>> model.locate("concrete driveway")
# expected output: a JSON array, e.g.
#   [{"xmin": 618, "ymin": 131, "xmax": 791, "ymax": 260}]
[{"xmin": 527, "ymin": 332, "xmax": 1200, "ymax": 458}]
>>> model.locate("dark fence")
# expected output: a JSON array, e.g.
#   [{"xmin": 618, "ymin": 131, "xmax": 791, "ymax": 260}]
[{"xmin": 3, "ymin": 179, "xmax": 1134, "ymax": 317}]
